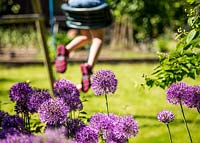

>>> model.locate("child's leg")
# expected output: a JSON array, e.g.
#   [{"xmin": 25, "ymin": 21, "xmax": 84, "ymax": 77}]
[
  {"xmin": 87, "ymin": 28, "xmax": 104, "ymax": 67},
  {"xmin": 79, "ymin": 28, "xmax": 104, "ymax": 92},
  {"xmin": 55, "ymin": 30, "xmax": 91, "ymax": 73},
  {"xmin": 66, "ymin": 29, "xmax": 92, "ymax": 52}
]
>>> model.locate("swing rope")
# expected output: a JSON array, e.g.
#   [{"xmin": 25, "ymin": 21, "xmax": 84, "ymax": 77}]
[{"xmin": 49, "ymin": 0, "xmax": 57, "ymax": 57}]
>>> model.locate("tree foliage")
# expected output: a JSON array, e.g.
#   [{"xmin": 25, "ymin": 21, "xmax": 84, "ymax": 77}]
[
  {"xmin": 145, "ymin": 1, "xmax": 200, "ymax": 89},
  {"xmin": 107, "ymin": 0, "xmax": 192, "ymax": 41}
]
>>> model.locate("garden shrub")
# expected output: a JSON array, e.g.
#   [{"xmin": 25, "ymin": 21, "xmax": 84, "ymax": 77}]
[{"xmin": 145, "ymin": 1, "xmax": 200, "ymax": 89}]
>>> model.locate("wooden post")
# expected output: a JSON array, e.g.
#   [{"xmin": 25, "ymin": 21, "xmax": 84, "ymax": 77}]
[{"xmin": 31, "ymin": 0, "xmax": 55, "ymax": 94}]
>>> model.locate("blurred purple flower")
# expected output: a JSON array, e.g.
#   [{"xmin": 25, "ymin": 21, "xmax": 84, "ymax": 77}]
[
  {"xmin": 9, "ymin": 82, "xmax": 33, "ymax": 102},
  {"xmin": 54, "ymin": 79, "xmax": 82, "ymax": 111},
  {"xmin": 157, "ymin": 110, "xmax": 175, "ymax": 123},
  {"xmin": 184, "ymin": 86, "xmax": 200, "ymax": 108},
  {"xmin": 166, "ymin": 82, "xmax": 189, "ymax": 104},
  {"xmin": 27, "ymin": 89, "xmax": 52, "ymax": 113},
  {"xmin": 33, "ymin": 128, "xmax": 70, "ymax": 143},
  {"xmin": 75, "ymin": 126, "xmax": 98, "ymax": 143},
  {"xmin": 0, "ymin": 128, "xmax": 23, "ymax": 139},
  {"xmin": 38, "ymin": 98, "xmax": 70, "ymax": 126},
  {"xmin": 91, "ymin": 70, "xmax": 118, "ymax": 95},
  {"xmin": 0, "ymin": 134, "xmax": 33, "ymax": 143}
]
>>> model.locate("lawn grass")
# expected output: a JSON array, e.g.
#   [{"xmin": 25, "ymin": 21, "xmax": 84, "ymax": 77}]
[{"xmin": 0, "ymin": 63, "xmax": 199, "ymax": 143}]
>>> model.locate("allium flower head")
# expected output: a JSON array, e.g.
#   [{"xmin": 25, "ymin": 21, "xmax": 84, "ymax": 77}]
[
  {"xmin": 91, "ymin": 70, "xmax": 118, "ymax": 95},
  {"xmin": 27, "ymin": 89, "xmax": 52, "ymax": 113},
  {"xmin": 119, "ymin": 115, "xmax": 139, "ymax": 138},
  {"xmin": 157, "ymin": 110, "xmax": 175, "ymax": 123},
  {"xmin": 75, "ymin": 126, "xmax": 98, "ymax": 143},
  {"xmin": 38, "ymin": 98, "xmax": 70, "ymax": 126},
  {"xmin": 90, "ymin": 113, "xmax": 138, "ymax": 142},
  {"xmin": 54, "ymin": 79, "xmax": 82, "ymax": 111},
  {"xmin": 106, "ymin": 115, "xmax": 138, "ymax": 142},
  {"xmin": 184, "ymin": 85, "xmax": 200, "ymax": 108},
  {"xmin": 9, "ymin": 82, "xmax": 33, "ymax": 102},
  {"xmin": 166, "ymin": 82, "xmax": 189, "ymax": 104},
  {"xmin": 90, "ymin": 113, "xmax": 118, "ymax": 131},
  {"xmin": 54, "ymin": 79, "xmax": 80, "ymax": 97}
]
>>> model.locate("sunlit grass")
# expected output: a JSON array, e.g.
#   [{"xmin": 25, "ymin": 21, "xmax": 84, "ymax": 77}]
[{"xmin": 0, "ymin": 63, "xmax": 199, "ymax": 143}]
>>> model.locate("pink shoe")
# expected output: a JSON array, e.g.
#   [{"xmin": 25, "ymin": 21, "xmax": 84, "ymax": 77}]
[
  {"xmin": 55, "ymin": 45, "xmax": 69, "ymax": 73},
  {"xmin": 80, "ymin": 64, "xmax": 93, "ymax": 92}
]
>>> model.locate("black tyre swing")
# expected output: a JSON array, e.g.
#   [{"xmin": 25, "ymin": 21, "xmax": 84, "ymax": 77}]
[{"xmin": 61, "ymin": 3, "xmax": 113, "ymax": 29}]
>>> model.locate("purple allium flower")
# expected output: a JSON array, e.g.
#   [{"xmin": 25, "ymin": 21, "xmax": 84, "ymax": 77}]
[
  {"xmin": 9, "ymin": 82, "xmax": 33, "ymax": 102},
  {"xmin": 91, "ymin": 70, "xmax": 118, "ymax": 95},
  {"xmin": 54, "ymin": 79, "xmax": 82, "ymax": 111},
  {"xmin": 106, "ymin": 115, "xmax": 138, "ymax": 142},
  {"xmin": 90, "ymin": 113, "xmax": 138, "ymax": 142},
  {"xmin": 118, "ymin": 115, "xmax": 139, "ymax": 138},
  {"xmin": 1, "ymin": 115, "xmax": 24, "ymax": 130},
  {"xmin": 38, "ymin": 97, "xmax": 70, "ymax": 126},
  {"xmin": 0, "ymin": 134, "xmax": 33, "ymax": 143},
  {"xmin": 54, "ymin": 79, "xmax": 80, "ymax": 97},
  {"xmin": 157, "ymin": 110, "xmax": 175, "ymax": 123},
  {"xmin": 75, "ymin": 126, "xmax": 98, "ymax": 143},
  {"xmin": 184, "ymin": 86, "xmax": 200, "ymax": 108},
  {"xmin": 90, "ymin": 113, "xmax": 117, "ymax": 131},
  {"xmin": 27, "ymin": 89, "xmax": 52, "ymax": 113},
  {"xmin": 166, "ymin": 82, "xmax": 189, "ymax": 104},
  {"xmin": 65, "ymin": 118, "xmax": 86, "ymax": 138}
]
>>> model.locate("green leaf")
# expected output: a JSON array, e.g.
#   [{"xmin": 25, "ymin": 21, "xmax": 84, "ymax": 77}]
[{"xmin": 186, "ymin": 29, "xmax": 197, "ymax": 44}]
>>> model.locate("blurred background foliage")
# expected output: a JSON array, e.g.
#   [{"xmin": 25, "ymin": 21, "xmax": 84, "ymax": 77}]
[{"xmin": 0, "ymin": 0, "xmax": 198, "ymax": 54}]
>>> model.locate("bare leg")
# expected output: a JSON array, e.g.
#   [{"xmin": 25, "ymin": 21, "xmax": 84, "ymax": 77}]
[
  {"xmin": 66, "ymin": 30, "xmax": 92, "ymax": 52},
  {"xmin": 87, "ymin": 28, "xmax": 104, "ymax": 67}
]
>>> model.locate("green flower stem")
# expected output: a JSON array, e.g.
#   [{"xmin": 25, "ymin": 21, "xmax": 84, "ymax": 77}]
[
  {"xmin": 105, "ymin": 94, "xmax": 109, "ymax": 115},
  {"xmin": 27, "ymin": 113, "xmax": 31, "ymax": 130},
  {"xmin": 166, "ymin": 124, "xmax": 172, "ymax": 143},
  {"xmin": 180, "ymin": 103, "xmax": 193, "ymax": 143}
]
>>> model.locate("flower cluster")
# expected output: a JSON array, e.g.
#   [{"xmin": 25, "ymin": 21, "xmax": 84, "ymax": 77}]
[
  {"xmin": 166, "ymin": 81, "xmax": 196, "ymax": 143},
  {"xmin": 91, "ymin": 70, "xmax": 118, "ymax": 95},
  {"xmin": 166, "ymin": 82, "xmax": 200, "ymax": 108},
  {"xmin": 89, "ymin": 113, "xmax": 139, "ymax": 142},
  {"xmin": 0, "ymin": 114, "xmax": 30, "ymax": 139},
  {"xmin": 2, "ymin": 70, "xmax": 140, "ymax": 142}
]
